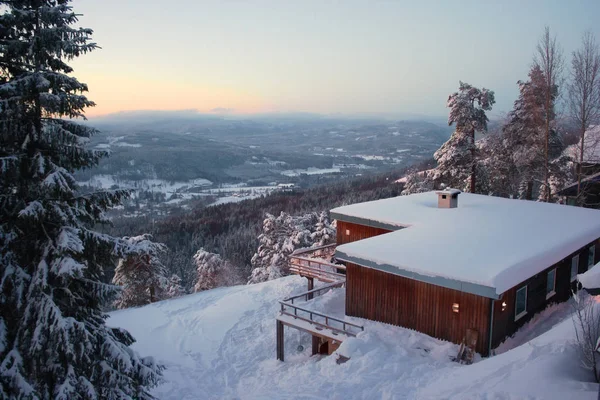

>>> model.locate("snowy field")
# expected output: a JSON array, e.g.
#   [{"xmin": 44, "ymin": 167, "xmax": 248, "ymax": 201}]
[
  {"xmin": 108, "ymin": 276, "xmax": 598, "ymax": 400},
  {"xmin": 79, "ymin": 175, "xmax": 281, "ymax": 208}
]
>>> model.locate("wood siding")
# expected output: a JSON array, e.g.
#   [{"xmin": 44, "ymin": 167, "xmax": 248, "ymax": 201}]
[
  {"xmin": 346, "ymin": 263, "xmax": 492, "ymax": 355},
  {"xmin": 336, "ymin": 220, "xmax": 392, "ymax": 245},
  {"xmin": 491, "ymin": 237, "xmax": 600, "ymax": 349}
]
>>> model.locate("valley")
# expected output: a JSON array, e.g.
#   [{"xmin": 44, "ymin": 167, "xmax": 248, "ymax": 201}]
[{"xmin": 77, "ymin": 114, "xmax": 449, "ymax": 218}]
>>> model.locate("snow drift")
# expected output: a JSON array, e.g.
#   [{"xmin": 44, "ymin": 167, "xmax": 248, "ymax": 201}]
[{"xmin": 108, "ymin": 276, "xmax": 598, "ymax": 399}]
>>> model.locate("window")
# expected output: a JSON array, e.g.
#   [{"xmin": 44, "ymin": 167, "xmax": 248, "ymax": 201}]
[
  {"xmin": 345, "ymin": 229, "xmax": 350, "ymax": 236},
  {"xmin": 546, "ymin": 269, "xmax": 556, "ymax": 299},
  {"xmin": 571, "ymin": 254, "xmax": 579, "ymax": 282},
  {"xmin": 515, "ymin": 286, "xmax": 527, "ymax": 320},
  {"xmin": 589, "ymin": 245, "xmax": 596, "ymax": 270}
]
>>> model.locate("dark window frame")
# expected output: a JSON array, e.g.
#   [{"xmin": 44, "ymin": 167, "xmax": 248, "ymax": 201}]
[
  {"xmin": 546, "ymin": 268, "xmax": 556, "ymax": 299},
  {"xmin": 515, "ymin": 285, "xmax": 528, "ymax": 321}
]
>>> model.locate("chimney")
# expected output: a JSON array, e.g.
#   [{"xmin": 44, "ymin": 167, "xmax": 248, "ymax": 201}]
[{"xmin": 436, "ymin": 189, "xmax": 460, "ymax": 209}]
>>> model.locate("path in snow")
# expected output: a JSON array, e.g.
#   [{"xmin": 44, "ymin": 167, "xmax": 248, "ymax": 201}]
[{"xmin": 108, "ymin": 276, "xmax": 598, "ymax": 400}]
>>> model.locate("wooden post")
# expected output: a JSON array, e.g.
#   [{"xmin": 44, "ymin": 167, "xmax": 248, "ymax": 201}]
[
  {"xmin": 312, "ymin": 335, "xmax": 320, "ymax": 356},
  {"xmin": 276, "ymin": 320, "xmax": 284, "ymax": 361},
  {"xmin": 307, "ymin": 277, "xmax": 314, "ymax": 300}
]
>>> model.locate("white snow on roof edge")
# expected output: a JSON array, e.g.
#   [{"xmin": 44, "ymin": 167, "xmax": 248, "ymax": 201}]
[
  {"xmin": 332, "ymin": 192, "xmax": 600, "ymax": 296},
  {"xmin": 578, "ymin": 261, "xmax": 600, "ymax": 290}
]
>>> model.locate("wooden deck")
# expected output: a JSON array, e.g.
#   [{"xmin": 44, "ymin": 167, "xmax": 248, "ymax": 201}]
[
  {"xmin": 276, "ymin": 279, "xmax": 364, "ymax": 361},
  {"xmin": 289, "ymin": 244, "xmax": 346, "ymax": 283}
]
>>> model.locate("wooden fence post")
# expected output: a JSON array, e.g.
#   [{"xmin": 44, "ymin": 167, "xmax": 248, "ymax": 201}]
[
  {"xmin": 312, "ymin": 335, "xmax": 320, "ymax": 356},
  {"xmin": 307, "ymin": 277, "xmax": 314, "ymax": 300},
  {"xmin": 276, "ymin": 320, "xmax": 284, "ymax": 361}
]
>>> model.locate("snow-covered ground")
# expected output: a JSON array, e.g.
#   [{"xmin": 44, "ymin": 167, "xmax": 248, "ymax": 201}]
[
  {"xmin": 108, "ymin": 276, "xmax": 598, "ymax": 400},
  {"xmin": 79, "ymin": 175, "xmax": 281, "ymax": 209},
  {"xmin": 281, "ymin": 167, "xmax": 341, "ymax": 177}
]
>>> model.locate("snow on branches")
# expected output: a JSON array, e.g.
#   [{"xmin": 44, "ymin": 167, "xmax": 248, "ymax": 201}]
[
  {"xmin": 193, "ymin": 249, "xmax": 236, "ymax": 292},
  {"xmin": 113, "ymin": 235, "xmax": 169, "ymax": 309},
  {"xmin": 248, "ymin": 211, "xmax": 336, "ymax": 284},
  {"xmin": 0, "ymin": 2, "xmax": 162, "ymax": 398}
]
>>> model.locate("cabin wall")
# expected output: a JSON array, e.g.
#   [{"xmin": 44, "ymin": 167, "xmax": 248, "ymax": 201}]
[
  {"xmin": 335, "ymin": 220, "xmax": 392, "ymax": 245},
  {"xmin": 491, "ymin": 237, "xmax": 600, "ymax": 349},
  {"xmin": 345, "ymin": 263, "xmax": 492, "ymax": 355}
]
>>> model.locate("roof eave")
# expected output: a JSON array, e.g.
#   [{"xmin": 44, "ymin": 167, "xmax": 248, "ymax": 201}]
[
  {"xmin": 330, "ymin": 211, "xmax": 407, "ymax": 232},
  {"xmin": 336, "ymin": 250, "xmax": 501, "ymax": 300}
]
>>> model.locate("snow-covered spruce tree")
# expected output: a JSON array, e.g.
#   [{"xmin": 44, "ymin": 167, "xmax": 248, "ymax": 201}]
[
  {"xmin": 401, "ymin": 169, "xmax": 434, "ymax": 195},
  {"xmin": 0, "ymin": 2, "xmax": 162, "ymax": 398},
  {"xmin": 193, "ymin": 248, "xmax": 230, "ymax": 292},
  {"xmin": 165, "ymin": 274, "xmax": 186, "ymax": 299},
  {"xmin": 433, "ymin": 82, "xmax": 495, "ymax": 193},
  {"xmin": 112, "ymin": 235, "xmax": 168, "ymax": 309},
  {"xmin": 310, "ymin": 211, "xmax": 336, "ymax": 247},
  {"xmin": 248, "ymin": 212, "xmax": 312, "ymax": 284}
]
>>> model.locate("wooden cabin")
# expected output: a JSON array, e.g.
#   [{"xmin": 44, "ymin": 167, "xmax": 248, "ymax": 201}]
[{"xmin": 331, "ymin": 190, "xmax": 600, "ymax": 356}]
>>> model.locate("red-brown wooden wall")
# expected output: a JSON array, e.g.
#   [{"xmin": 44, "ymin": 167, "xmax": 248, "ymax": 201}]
[
  {"xmin": 336, "ymin": 220, "xmax": 392, "ymax": 245},
  {"xmin": 345, "ymin": 263, "xmax": 492, "ymax": 355},
  {"xmin": 491, "ymin": 237, "xmax": 600, "ymax": 349}
]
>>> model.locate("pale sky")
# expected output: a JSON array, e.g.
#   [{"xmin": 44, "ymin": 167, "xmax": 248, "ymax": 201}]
[{"xmin": 70, "ymin": 0, "xmax": 600, "ymax": 118}]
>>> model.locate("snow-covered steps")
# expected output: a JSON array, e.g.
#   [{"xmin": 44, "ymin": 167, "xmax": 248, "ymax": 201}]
[{"xmin": 276, "ymin": 280, "xmax": 364, "ymax": 361}]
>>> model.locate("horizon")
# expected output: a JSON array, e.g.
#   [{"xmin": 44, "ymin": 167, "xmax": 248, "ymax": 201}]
[{"xmin": 71, "ymin": 0, "xmax": 600, "ymax": 119}]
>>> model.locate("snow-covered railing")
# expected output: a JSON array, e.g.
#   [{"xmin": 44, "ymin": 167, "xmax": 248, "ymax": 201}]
[
  {"xmin": 279, "ymin": 280, "xmax": 364, "ymax": 337},
  {"xmin": 279, "ymin": 301, "xmax": 364, "ymax": 337},
  {"xmin": 282, "ymin": 281, "xmax": 346, "ymax": 304},
  {"xmin": 289, "ymin": 244, "xmax": 345, "ymax": 283}
]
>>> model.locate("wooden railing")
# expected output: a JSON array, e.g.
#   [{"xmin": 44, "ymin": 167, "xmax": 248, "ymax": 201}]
[
  {"xmin": 279, "ymin": 301, "xmax": 364, "ymax": 337},
  {"xmin": 282, "ymin": 281, "xmax": 345, "ymax": 304},
  {"xmin": 289, "ymin": 244, "xmax": 345, "ymax": 283},
  {"xmin": 279, "ymin": 280, "xmax": 364, "ymax": 337}
]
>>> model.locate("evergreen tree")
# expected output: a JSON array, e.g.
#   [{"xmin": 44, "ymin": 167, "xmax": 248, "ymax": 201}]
[
  {"xmin": 401, "ymin": 169, "xmax": 434, "ymax": 195},
  {"xmin": 248, "ymin": 212, "xmax": 312, "ymax": 284},
  {"xmin": 0, "ymin": 1, "xmax": 162, "ymax": 398},
  {"xmin": 112, "ymin": 235, "xmax": 168, "ymax": 309},
  {"xmin": 502, "ymin": 65, "xmax": 548, "ymax": 199},
  {"xmin": 310, "ymin": 211, "xmax": 336, "ymax": 247},
  {"xmin": 433, "ymin": 82, "xmax": 495, "ymax": 192},
  {"xmin": 165, "ymin": 274, "xmax": 186, "ymax": 299},
  {"xmin": 193, "ymin": 248, "xmax": 229, "ymax": 292}
]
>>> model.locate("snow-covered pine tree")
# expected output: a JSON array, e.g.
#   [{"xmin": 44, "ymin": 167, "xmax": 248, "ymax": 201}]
[
  {"xmin": 478, "ymin": 130, "xmax": 519, "ymax": 197},
  {"xmin": 401, "ymin": 169, "xmax": 434, "ymax": 195},
  {"xmin": 0, "ymin": 2, "xmax": 162, "ymax": 398},
  {"xmin": 165, "ymin": 274, "xmax": 186, "ymax": 299},
  {"xmin": 193, "ymin": 248, "xmax": 228, "ymax": 292},
  {"xmin": 248, "ymin": 212, "xmax": 313, "ymax": 284},
  {"xmin": 433, "ymin": 82, "xmax": 495, "ymax": 192},
  {"xmin": 501, "ymin": 65, "xmax": 548, "ymax": 200},
  {"xmin": 310, "ymin": 211, "xmax": 336, "ymax": 247},
  {"xmin": 112, "ymin": 235, "xmax": 168, "ymax": 309}
]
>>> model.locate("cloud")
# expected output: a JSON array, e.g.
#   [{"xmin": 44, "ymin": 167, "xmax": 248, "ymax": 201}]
[{"xmin": 210, "ymin": 107, "xmax": 235, "ymax": 114}]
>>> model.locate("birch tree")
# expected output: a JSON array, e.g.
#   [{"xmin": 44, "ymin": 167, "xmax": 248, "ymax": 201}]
[{"xmin": 535, "ymin": 27, "xmax": 564, "ymax": 202}]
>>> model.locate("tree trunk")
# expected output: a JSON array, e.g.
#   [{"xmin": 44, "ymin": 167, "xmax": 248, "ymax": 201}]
[
  {"xmin": 470, "ymin": 129, "xmax": 476, "ymax": 193},
  {"xmin": 577, "ymin": 122, "xmax": 586, "ymax": 204},
  {"xmin": 544, "ymin": 94, "xmax": 550, "ymax": 202},
  {"xmin": 526, "ymin": 181, "xmax": 533, "ymax": 201}
]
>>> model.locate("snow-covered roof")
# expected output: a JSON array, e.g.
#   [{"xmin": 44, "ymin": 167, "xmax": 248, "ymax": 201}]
[
  {"xmin": 565, "ymin": 125, "xmax": 600, "ymax": 163},
  {"xmin": 332, "ymin": 192, "xmax": 600, "ymax": 298},
  {"xmin": 578, "ymin": 261, "xmax": 600, "ymax": 290}
]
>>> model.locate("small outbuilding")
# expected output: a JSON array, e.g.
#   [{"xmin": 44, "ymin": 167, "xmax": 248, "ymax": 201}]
[{"xmin": 331, "ymin": 191, "xmax": 600, "ymax": 355}]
